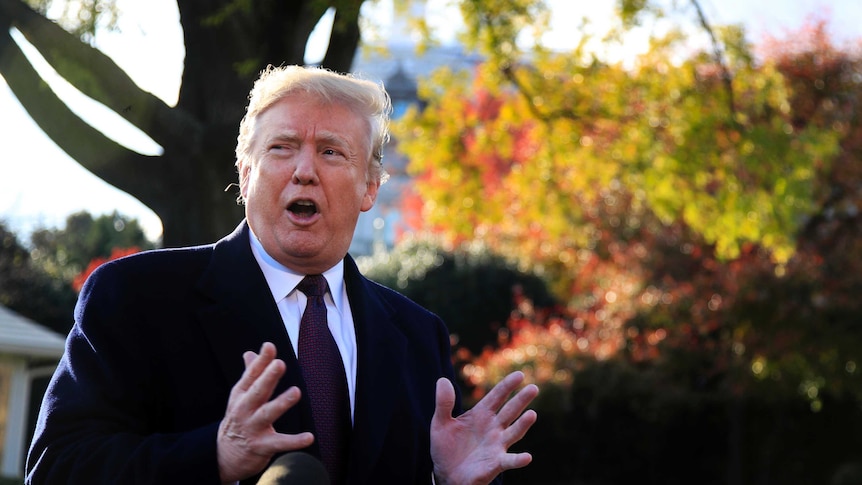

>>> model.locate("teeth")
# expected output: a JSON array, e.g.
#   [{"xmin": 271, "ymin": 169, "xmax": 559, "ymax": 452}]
[{"xmin": 296, "ymin": 200, "xmax": 314, "ymax": 206}]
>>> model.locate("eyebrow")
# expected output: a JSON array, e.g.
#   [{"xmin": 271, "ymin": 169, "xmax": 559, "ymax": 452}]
[
  {"xmin": 263, "ymin": 130, "xmax": 351, "ymax": 148},
  {"xmin": 263, "ymin": 132, "xmax": 301, "ymax": 146},
  {"xmin": 315, "ymin": 131, "xmax": 352, "ymax": 148}
]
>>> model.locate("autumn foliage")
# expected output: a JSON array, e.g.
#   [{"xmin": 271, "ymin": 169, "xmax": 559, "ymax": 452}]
[
  {"xmin": 72, "ymin": 246, "xmax": 142, "ymax": 292},
  {"xmin": 394, "ymin": 9, "xmax": 862, "ymax": 484}
]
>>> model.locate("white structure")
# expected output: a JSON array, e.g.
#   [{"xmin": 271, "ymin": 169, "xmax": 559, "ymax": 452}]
[
  {"xmin": 348, "ymin": 6, "xmax": 481, "ymax": 257},
  {"xmin": 0, "ymin": 305, "xmax": 66, "ymax": 479}
]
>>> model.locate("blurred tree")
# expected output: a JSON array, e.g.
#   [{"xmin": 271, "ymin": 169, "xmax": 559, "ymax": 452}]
[
  {"xmin": 439, "ymin": 15, "xmax": 862, "ymax": 484},
  {"xmin": 396, "ymin": 14, "xmax": 839, "ymax": 296},
  {"xmin": 29, "ymin": 210, "xmax": 153, "ymax": 282},
  {"xmin": 0, "ymin": 221, "xmax": 77, "ymax": 334},
  {"xmin": 464, "ymin": 235, "xmax": 862, "ymax": 484},
  {"xmin": 610, "ymin": 17, "xmax": 862, "ymax": 412},
  {"xmin": 357, "ymin": 235, "xmax": 556, "ymax": 354}
]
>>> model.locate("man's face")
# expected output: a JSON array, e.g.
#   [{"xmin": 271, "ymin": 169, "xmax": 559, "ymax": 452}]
[{"xmin": 239, "ymin": 94, "xmax": 379, "ymax": 274}]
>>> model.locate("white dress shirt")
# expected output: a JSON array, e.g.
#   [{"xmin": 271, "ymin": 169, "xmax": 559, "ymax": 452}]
[{"xmin": 248, "ymin": 231, "xmax": 358, "ymax": 421}]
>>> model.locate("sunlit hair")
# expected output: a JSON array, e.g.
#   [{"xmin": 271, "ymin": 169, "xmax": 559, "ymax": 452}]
[{"xmin": 234, "ymin": 65, "xmax": 391, "ymax": 199}]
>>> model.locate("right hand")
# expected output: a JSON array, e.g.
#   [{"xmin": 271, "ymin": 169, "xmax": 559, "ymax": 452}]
[{"xmin": 217, "ymin": 342, "xmax": 314, "ymax": 483}]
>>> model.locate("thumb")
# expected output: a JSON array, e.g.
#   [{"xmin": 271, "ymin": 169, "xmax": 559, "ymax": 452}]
[{"xmin": 433, "ymin": 377, "xmax": 456, "ymax": 424}]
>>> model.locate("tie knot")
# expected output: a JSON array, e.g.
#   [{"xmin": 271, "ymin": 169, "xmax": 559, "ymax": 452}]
[{"xmin": 297, "ymin": 274, "xmax": 328, "ymax": 298}]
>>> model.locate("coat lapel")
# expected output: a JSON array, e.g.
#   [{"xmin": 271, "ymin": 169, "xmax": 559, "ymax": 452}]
[
  {"xmin": 343, "ymin": 256, "xmax": 408, "ymax": 484},
  {"xmin": 194, "ymin": 221, "xmax": 310, "ymax": 435}
]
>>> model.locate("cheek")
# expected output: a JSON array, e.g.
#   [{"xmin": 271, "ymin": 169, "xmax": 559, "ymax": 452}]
[
  {"xmin": 244, "ymin": 170, "xmax": 263, "ymax": 200},
  {"xmin": 247, "ymin": 163, "xmax": 290, "ymax": 198}
]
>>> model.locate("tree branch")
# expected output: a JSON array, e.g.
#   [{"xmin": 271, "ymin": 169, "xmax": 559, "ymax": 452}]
[
  {"xmin": 0, "ymin": 0, "xmax": 202, "ymax": 151},
  {"xmin": 501, "ymin": 64, "xmax": 581, "ymax": 122},
  {"xmin": 0, "ymin": 25, "xmax": 168, "ymax": 203},
  {"xmin": 690, "ymin": 0, "xmax": 736, "ymax": 116}
]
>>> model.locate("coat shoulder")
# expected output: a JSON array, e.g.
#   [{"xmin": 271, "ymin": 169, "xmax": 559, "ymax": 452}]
[{"xmin": 81, "ymin": 245, "xmax": 214, "ymax": 290}]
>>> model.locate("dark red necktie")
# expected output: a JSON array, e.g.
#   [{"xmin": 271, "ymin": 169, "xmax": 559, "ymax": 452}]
[{"xmin": 296, "ymin": 275, "xmax": 350, "ymax": 484}]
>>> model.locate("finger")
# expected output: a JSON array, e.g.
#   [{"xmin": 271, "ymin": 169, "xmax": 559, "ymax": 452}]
[
  {"xmin": 500, "ymin": 451, "xmax": 533, "ymax": 472},
  {"xmin": 502, "ymin": 409, "xmax": 538, "ymax": 448},
  {"xmin": 496, "ymin": 383, "xmax": 539, "ymax": 426},
  {"xmin": 243, "ymin": 358, "xmax": 286, "ymax": 410},
  {"xmin": 235, "ymin": 342, "xmax": 278, "ymax": 393},
  {"xmin": 432, "ymin": 377, "xmax": 456, "ymax": 425},
  {"xmin": 475, "ymin": 371, "xmax": 525, "ymax": 413},
  {"xmin": 257, "ymin": 431, "xmax": 316, "ymax": 456},
  {"xmin": 243, "ymin": 351, "xmax": 257, "ymax": 368},
  {"xmin": 254, "ymin": 386, "xmax": 302, "ymax": 426},
  {"xmin": 257, "ymin": 342, "xmax": 277, "ymax": 362},
  {"xmin": 251, "ymin": 389, "xmax": 315, "ymax": 454}
]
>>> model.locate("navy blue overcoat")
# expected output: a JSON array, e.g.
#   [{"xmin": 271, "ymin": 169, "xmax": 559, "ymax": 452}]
[{"xmin": 27, "ymin": 221, "xmax": 462, "ymax": 485}]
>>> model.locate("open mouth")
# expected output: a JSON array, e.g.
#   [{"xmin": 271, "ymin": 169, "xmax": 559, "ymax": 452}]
[{"xmin": 288, "ymin": 200, "xmax": 318, "ymax": 218}]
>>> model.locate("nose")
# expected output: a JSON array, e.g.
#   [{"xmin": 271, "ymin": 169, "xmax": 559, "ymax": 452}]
[{"xmin": 291, "ymin": 146, "xmax": 319, "ymax": 185}]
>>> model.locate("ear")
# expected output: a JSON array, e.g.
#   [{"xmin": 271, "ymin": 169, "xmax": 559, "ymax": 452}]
[
  {"xmin": 238, "ymin": 160, "xmax": 251, "ymax": 199},
  {"xmin": 360, "ymin": 180, "xmax": 379, "ymax": 212}
]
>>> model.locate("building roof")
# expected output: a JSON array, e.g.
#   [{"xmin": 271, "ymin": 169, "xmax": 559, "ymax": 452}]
[
  {"xmin": 384, "ymin": 62, "xmax": 418, "ymax": 100},
  {"xmin": 0, "ymin": 305, "xmax": 66, "ymax": 359}
]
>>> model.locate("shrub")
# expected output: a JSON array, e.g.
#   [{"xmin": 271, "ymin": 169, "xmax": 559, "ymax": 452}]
[{"xmin": 357, "ymin": 236, "xmax": 556, "ymax": 354}]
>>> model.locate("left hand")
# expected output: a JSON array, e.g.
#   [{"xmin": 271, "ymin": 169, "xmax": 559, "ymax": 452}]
[{"xmin": 430, "ymin": 371, "xmax": 539, "ymax": 485}]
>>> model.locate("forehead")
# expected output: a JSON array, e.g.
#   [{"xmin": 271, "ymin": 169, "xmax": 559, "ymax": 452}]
[{"xmin": 258, "ymin": 94, "xmax": 367, "ymax": 133}]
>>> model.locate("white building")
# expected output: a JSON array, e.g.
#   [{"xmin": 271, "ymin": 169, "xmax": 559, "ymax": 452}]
[
  {"xmin": 0, "ymin": 305, "xmax": 66, "ymax": 479},
  {"xmin": 348, "ymin": 3, "xmax": 481, "ymax": 256}
]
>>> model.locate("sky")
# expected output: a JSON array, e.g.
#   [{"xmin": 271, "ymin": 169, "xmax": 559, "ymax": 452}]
[{"xmin": 0, "ymin": 0, "xmax": 859, "ymax": 242}]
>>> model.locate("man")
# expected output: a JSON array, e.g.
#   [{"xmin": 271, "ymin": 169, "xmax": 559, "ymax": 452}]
[{"xmin": 26, "ymin": 65, "xmax": 538, "ymax": 484}]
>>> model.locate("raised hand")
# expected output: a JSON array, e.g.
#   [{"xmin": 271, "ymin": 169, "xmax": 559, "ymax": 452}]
[
  {"xmin": 216, "ymin": 342, "xmax": 314, "ymax": 483},
  {"xmin": 430, "ymin": 371, "xmax": 539, "ymax": 485}
]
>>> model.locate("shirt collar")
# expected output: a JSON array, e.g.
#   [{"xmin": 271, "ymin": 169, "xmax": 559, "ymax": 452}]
[{"xmin": 248, "ymin": 229, "xmax": 345, "ymax": 310}]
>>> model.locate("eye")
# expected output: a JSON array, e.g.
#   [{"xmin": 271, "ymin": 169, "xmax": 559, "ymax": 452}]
[{"xmin": 266, "ymin": 138, "xmax": 298, "ymax": 152}]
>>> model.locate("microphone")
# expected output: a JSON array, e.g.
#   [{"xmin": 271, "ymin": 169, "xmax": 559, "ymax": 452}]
[{"xmin": 257, "ymin": 452, "xmax": 330, "ymax": 485}]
